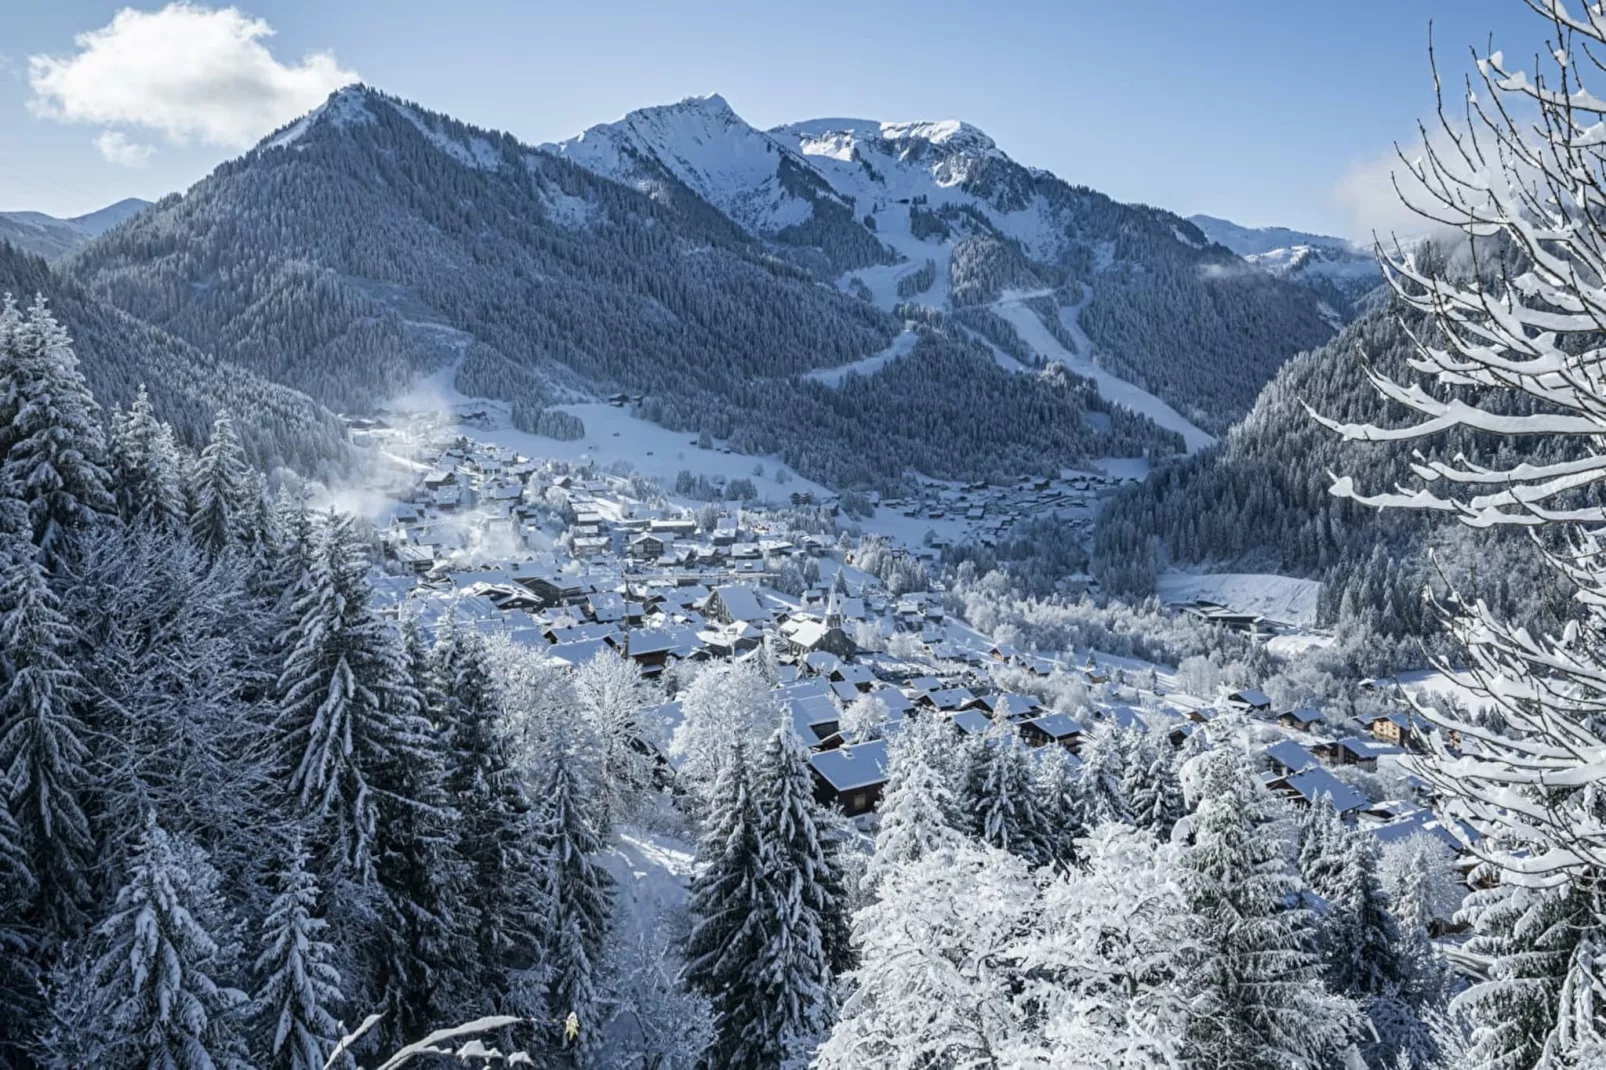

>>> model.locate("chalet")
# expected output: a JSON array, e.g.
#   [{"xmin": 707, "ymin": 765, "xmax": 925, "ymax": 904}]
[
  {"xmin": 628, "ymin": 533, "xmax": 666, "ymax": 560},
  {"xmin": 1226, "ymin": 688, "xmax": 1273, "ymax": 714},
  {"xmin": 809, "ymin": 739, "xmax": 890, "ymax": 816},
  {"xmin": 514, "ymin": 569, "xmax": 588, "ymax": 607},
  {"xmin": 1266, "ymin": 766, "xmax": 1368, "ymax": 814},
  {"xmin": 707, "ymin": 584, "xmax": 770, "ymax": 626},
  {"xmin": 547, "ymin": 638, "xmax": 615, "ymax": 670},
  {"xmin": 921, "ymin": 686, "xmax": 976, "ymax": 712},
  {"xmin": 984, "ymin": 693, "xmax": 1044, "ymax": 720},
  {"xmin": 1311, "ymin": 736, "xmax": 1393, "ymax": 771},
  {"xmin": 830, "ymin": 663, "xmax": 876, "ymax": 692},
  {"xmin": 950, "ymin": 709, "xmax": 994, "ymax": 736},
  {"xmin": 1278, "ymin": 707, "xmax": 1325, "ymax": 733},
  {"xmin": 587, "ymin": 591, "xmax": 627, "ymax": 623},
  {"xmin": 1370, "ymin": 711, "xmax": 1446, "ymax": 751},
  {"xmin": 1019, "ymin": 713, "xmax": 1082, "ymax": 750},
  {"xmin": 649, "ymin": 518, "xmax": 698, "ymax": 538},
  {"xmin": 622, "ymin": 627, "xmax": 702, "ymax": 675},
  {"xmin": 1264, "ymin": 739, "xmax": 1316, "ymax": 777}
]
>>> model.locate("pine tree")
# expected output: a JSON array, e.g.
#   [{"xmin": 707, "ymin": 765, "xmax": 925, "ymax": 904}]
[
  {"xmin": 1322, "ymin": 827, "xmax": 1406, "ymax": 999},
  {"xmin": 750, "ymin": 722, "xmax": 839, "ymax": 1062},
  {"xmin": 276, "ymin": 513, "xmax": 424, "ymax": 878},
  {"xmin": 190, "ymin": 409, "xmax": 252, "ymax": 555},
  {"xmin": 1180, "ymin": 752, "xmax": 1358, "ymax": 1068},
  {"xmin": 535, "ymin": 720, "xmax": 614, "ymax": 1066},
  {"xmin": 107, "ymin": 385, "xmax": 188, "ymax": 533},
  {"xmin": 0, "ymin": 295, "xmax": 113, "ymax": 568},
  {"xmin": 1078, "ymin": 721, "xmax": 1132, "ymax": 826},
  {"xmin": 683, "ymin": 742, "xmax": 770, "ymax": 1070},
  {"xmin": 253, "ymin": 840, "xmax": 343, "ymax": 1070},
  {"xmin": 1033, "ymin": 743, "xmax": 1086, "ymax": 870},
  {"xmin": 1297, "ymin": 799, "xmax": 1349, "ymax": 904},
  {"xmin": 55, "ymin": 818, "xmax": 251, "ymax": 1070},
  {"xmin": 863, "ymin": 714, "xmax": 964, "ymax": 892},
  {"xmin": 0, "ymin": 788, "xmax": 38, "ymax": 1070},
  {"xmin": 434, "ymin": 623, "xmax": 546, "ymax": 1012},
  {"xmin": 971, "ymin": 719, "xmax": 1051, "ymax": 866},
  {"xmin": 1124, "ymin": 729, "xmax": 1183, "ymax": 838},
  {"xmin": 0, "ymin": 529, "xmax": 93, "ymax": 929}
]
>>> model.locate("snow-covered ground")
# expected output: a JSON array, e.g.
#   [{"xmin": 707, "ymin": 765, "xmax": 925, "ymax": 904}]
[
  {"xmin": 1393, "ymin": 668, "xmax": 1496, "ymax": 716},
  {"xmin": 389, "ymin": 359, "xmax": 833, "ymax": 506},
  {"xmin": 1155, "ymin": 570, "xmax": 1323, "ymax": 628},
  {"xmin": 993, "ymin": 288, "xmax": 1216, "ymax": 453}
]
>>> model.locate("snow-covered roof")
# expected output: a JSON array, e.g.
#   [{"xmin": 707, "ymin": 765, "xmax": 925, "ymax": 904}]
[
  {"xmin": 712, "ymin": 583, "xmax": 768, "ymax": 622},
  {"xmin": 1265, "ymin": 739, "xmax": 1315, "ymax": 774},
  {"xmin": 548, "ymin": 638, "xmax": 615, "ymax": 669},
  {"xmin": 809, "ymin": 739, "xmax": 891, "ymax": 792},
  {"xmin": 951, "ymin": 709, "xmax": 993, "ymax": 735},
  {"xmin": 1022, "ymin": 712, "xmax": 1081, "ymax": 740},
  {"xmin": 1282, "ymin": 768, "xmax": 1368, "ymax": 814}
]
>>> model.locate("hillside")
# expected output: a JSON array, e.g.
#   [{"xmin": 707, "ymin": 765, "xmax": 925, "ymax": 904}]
[
  {"xmin": 0, "ymin": 241, "xmax": 349, "ymax": 476},
  {"xmin": 0, "ymin": 197, "xmax": 151, "ymax": 261},
  {"xmin": 61, "ymin": 86, "xmax": 1183, "ymax": 489}
]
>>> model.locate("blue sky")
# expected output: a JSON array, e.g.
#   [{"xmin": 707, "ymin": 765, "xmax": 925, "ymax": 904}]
[{"xmin": 0, "ymin": 0, "xmax": 1543, "ymax": 237}]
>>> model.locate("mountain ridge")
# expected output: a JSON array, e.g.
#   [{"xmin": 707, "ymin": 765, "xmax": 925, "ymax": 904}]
[{"xmin": 0, "ymin": 197, "xmax": 154, "ymax": 261}]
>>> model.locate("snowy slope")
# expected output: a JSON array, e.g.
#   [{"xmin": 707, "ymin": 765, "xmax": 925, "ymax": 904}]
[
  {"xmin": 1154, "ymin": 570, "xmax": 1323, "ymax": 628},
  {"xmin": 1188, "ymin": 213, "xmax": 1380, "ymax": 301}
]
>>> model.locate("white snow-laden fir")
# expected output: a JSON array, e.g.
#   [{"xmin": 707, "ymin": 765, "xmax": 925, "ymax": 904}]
[
  {"xmin": 108, "ymin": 384, "xmax": 188, "ymax": 535},
  {"xmin": 252, "ymin": 840, "xmax": 343, "ymax": 1070},
  {"xmin": 861, "ymin": 713, "xmax": 965, "ymax": 891},
  {"xmin": 1076, "ymin": 720, "xmax": 1133, "ymax": 827},
  {"xmin": 189, "ymin": 408, "xmax": 254, "ymax": 556},
  {"xmin": 571, "ymin": 650, "xmax": 660, "ymax": 832}
]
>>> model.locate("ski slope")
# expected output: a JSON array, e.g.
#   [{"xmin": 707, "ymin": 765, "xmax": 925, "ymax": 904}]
[
  {"xmin": 1155, "ymin": 570, "xmax": 1322, "ymax": 627},
  {"xmin": 992, "ymin": 288, "xmax": 1216, "ymax": 453}
]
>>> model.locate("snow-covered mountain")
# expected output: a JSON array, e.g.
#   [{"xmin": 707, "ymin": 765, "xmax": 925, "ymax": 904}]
[
  {"xmin": 1189, "ymin": 213, "xmax": 1380, "ymax": 321},
  {"xmin": 0, "ymin": 197, "xmax": 152, "ymax": 261},
  {"xmin": 549, "ymin": 96, "xmax": 1336, "ymax": 434}
]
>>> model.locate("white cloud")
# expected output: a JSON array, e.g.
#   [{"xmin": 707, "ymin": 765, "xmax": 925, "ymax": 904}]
[
  {"xmin": 94, "ymin": 129, "xmax": 157, "ymax": 167},
  {"xmin": 1332, "ymin": 141, "xmax": 1439, "ymax": 244},
  {"xmin": 28, "ymin": 3, "xmax": 358, "ymax": 151}
]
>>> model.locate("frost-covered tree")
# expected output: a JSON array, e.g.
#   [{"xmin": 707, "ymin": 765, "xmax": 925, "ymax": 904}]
[
  {"xmin": 1179, "ymin": 752, "xmax": 1358, "ymax": 1068},
  {"xmin": 190, "ymin": 409, "xmax": 253, "ymax": 555},
  {"xmin": 0, "ymin": 295, "xmax": 113, "ymax": 567},
  {"xmin": 838, "ymin": 693, "xmax": 890, "ymax": 744},
  {"xmin": 1297, "ymin": 799, "xmax": 1350, "ymax": 905},
  {"xmin": 669, "ymin": 659, "xmax": 778, "ymax": 792},
  {"xmin": 276, "ymin": 513, "xmax": 424, "ymax": 878},
  {"xmin": 1033, "ymin": 743, "xmax": 1086, "ymax": 870},
  {"xmin": 1077, "ymin": 721, "xmax": 1132, "ymax": 827},
  {"xmin": 750, "ymin": 722, "xmax": 839, "ymax": 1062},
  {"xmin": 253, "ymin": 840, "xmax": 343, "ymax": 1070},
  {"xmin": 1380, "ymin": 832, "xmax": 1464, "ymax": 936},
  {"xmin": 1123, "ymin": 729, "xmax": 1183, "ymax": 839},
  {"xmin": 534, "ymin": 720, "xmax": 613, "ymax": 1066},
  {"xmin": 595, "ymin": 923, "xmax": 714, "ymax": 1070},
  {"xmin": 43, "ymin": 818, "xmax": 251, "ymax": 1070},
  {"xmin": 1309, "ymin": 8, "xmax": 1606, "ymax": 1058},
  {"xmin": 966, "ymin": 719, "xmax": 1051, "ymax": 866},
  {"xmin": 434, "ymin": 623, "xmax": 546, "ymax": 1012},
  {"xmin": 815, "ymin": 843, "xmax": 1036, "ymax": 1069},
  {"xmin": 108, "ymin": 385, "xmax": 189, "ymax": 533},
  {"xmin": 863, "ymin": 714, "xmax": 964, "ymax": 892},
  {"xmin": 1009, "ymin": 824, "xmax": 1196, "ymax": 1069},
  {"xmin": 682, "ymin": 741, "xmax": 770, "ymax": 1070},
  {"xmin": 0, "ymin": 529, "xmax": 92, "ymax": 929},
  {"xmin": 571, "ymin": 650, "xmax": 658, "ymax": 831}
]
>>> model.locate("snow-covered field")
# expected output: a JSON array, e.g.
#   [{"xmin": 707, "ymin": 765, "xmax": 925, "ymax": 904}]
[{"xmin": 1155, "ymin": 570, "xmax": 1323, "ymax": 628}]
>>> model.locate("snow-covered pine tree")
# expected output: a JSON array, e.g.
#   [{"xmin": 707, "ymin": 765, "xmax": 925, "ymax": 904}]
[
  {"xmin": 107, "ymin": 385, "xmax": 189, "ymax": 533},
  {"xmin": 750, "ymin": 721, "xmax": 839, "ymax": 1062},
  {"xmin": 1180, "ymin": 751, "xmax": 1358, "ymax": 1068},
  {"xmin": 862, "ymin": 713, "xmax": 964, "ymax": 892},
  {"xmin": 253, "ymin": 839, "xmax": 343, "ymax": 1070},
  {"xmin": 682, "ymin": 741, "xmax": 770, "ymax": 1070},
  {"xmin": 0, "ymin": 528, "xmax": 93, "ymax": 930},
  {"xmin": 971, "ymin": 718, "xmax": 1051, "ymax": 866},
  {"xmin": 190, "ymin": 409, "xmax": 252, "ymax": 555},
  {"xmin": 534, "ymin": 718, "xmax": 614, "ymax": 1065},
  {"xmin": 434, "ymin": 622, "xmax": 547, "ymax": 1012},
  {"xmin": 1296, "ymin": 797, "xmax": 1351, "ymax": 907},
  {"xmin": 1078, "ymin": 721, "xmax": 1132, "ymax": 827},
  {"xmin": 1033, "ymin": 743, "xmax": 1086, "ymax": 871},
  {"xmin": 47, "ymin": 817, "xmax": 251, "ymax": 1070},
  {"xmin": 1124, "ymin": 729, "xmax": 1183, "ymax": 839},
  {"xmin": 275, "ymin": 512, "xmax": 423, "ymax": 879},
  {"xmin": 0, "ymin": 788, "xmax": 38, "ymax": 1070},
  {"xmin": 0, "ymin": 295, "xmax": 113, "ymax": 568}
]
